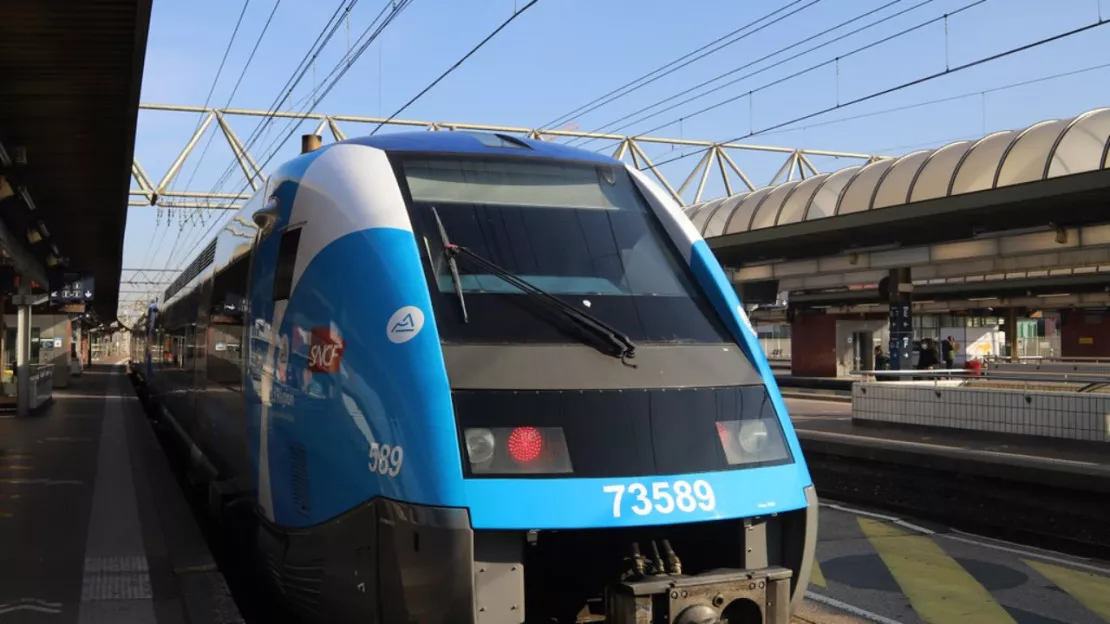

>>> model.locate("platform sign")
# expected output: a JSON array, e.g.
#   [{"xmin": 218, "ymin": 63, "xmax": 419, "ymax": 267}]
[
  {"xmin": 50, "ymin": 273, "xmax": 95, "ymax": 303},
  {"xmin": 888, "ymin": 303, "xmax": 913, "ymax": 370}
]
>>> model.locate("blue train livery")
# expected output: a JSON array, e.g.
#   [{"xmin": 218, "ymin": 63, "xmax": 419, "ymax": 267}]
[{"xmin": 129, "ymin": 130, "xmax": 818, "ymax": 624}]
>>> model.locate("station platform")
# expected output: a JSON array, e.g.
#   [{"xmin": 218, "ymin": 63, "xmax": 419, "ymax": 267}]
[
  {"xmin": 0, "ymin": 360, "xmax": 243, "ymax": 623},
  {"xmin": 784, "ymin": 396, "xmax": 1110, "ymax": 489}
]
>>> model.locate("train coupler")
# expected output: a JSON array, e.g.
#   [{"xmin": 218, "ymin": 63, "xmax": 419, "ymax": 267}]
[{"xmin": 606, "ymin": 566, "xmax": 792, "ymax": 624}]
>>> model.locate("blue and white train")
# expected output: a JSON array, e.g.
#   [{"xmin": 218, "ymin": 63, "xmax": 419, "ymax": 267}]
[{"xmin": 130, "ymin": 131, "xmax": 818, "ymax": 624}]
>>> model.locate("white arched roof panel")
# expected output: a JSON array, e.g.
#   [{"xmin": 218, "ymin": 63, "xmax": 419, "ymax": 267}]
[
  {"xmin": 873, "ymin": 150, "xmax": 930, "ymax": 209},
  {"xmin": 806, "ymin": 165, "xmax": 862, "ymax": 221},
  {"xmin": 750, "ymin": 180, "xmax": 802, "ymax": 230},
  {"xmin": 776, "ymin": 174, "xmax": 828, "ymax": 225},
  {"xmin": 723, "ymin": 187, "xmax": 775, "ymax": 234},
  {"xmin": 996, "ymin": 120, "xmax": 1068, "ymax": 188},
  {"xmin": 1048, "ymin": 108, "xmax": 1110, "ymax": 178},
  {"xmin": 950, "ymin": 130, "xmax": 1020, "ymax": 195},
  {"xmin": 704, "ymin": 193, "xmax": 748, "ymax": 237},
  {"xmin": 909, "ymin": 140, "xmax": 972, "ymax": 203},
  {"xmin": 837, "ymin": 159, "xmax": 895, "ymax": 215},
  {"xmin": 690, "ymin": 196, "xmax": 728, "ymax": 233}
]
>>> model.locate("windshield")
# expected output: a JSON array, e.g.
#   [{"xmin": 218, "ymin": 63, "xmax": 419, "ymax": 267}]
[{"xmin": 397, "ymin": 155, "xmax": 734, "ymax": 345}]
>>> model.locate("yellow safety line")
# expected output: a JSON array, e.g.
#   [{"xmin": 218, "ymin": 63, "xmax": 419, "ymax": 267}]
[
  {"xmin": 1024, "ymin": 559, "xmax": 1110, "ymax": 621},
  {"xmin": 0, "ymin": 465, "xmax": 32, "ymax": 471},
  {"xmin": 858, "ymin": 517, "xmax": 1016, "ymax": 624},
  {"xmin": 810, "ymin": 558, "xmax": 827, "ymax": 588}
]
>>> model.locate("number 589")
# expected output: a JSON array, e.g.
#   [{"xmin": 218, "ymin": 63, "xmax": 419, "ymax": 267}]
[{"xmin": 368, "ymin": 442, "xmax": 403, "ymax": 477}]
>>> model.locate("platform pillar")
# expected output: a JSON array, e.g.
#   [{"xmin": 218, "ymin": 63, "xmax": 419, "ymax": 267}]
[
  {"xmin": 1006, "ymin": 307, "xmax": 1019, "ymax": 360},
  {"xmin": 15, "ymin": 280, "xmax": 33, "ymax": 417},
  {"xmin": 74, "ymin": 325, "xmax": 83, "ymax": 367},
  {"xmin": 887, "ymin": 267, "xmax": 913, "ymax": 371}
]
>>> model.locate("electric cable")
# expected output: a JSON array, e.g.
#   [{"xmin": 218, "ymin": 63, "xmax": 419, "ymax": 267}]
[
  {"xmin": 753, "ymin": 60, "xmax": 1110, "ymax": 141},
  {"xmin": 156, "ymin": 1, "xmax": 367, "ymax": 279},
  {"xmin": 643, "ymin": 16, "xmax": 1110, "ymax": 174},
  {"xmin": 537, "ymin": 0, "xmax": 821, "ymax": 132},
  {"xmin": 575, "ymin": 0, "xmax": 947, "ymax": 150},
  {"xmin": 134, "ymin": 0, "xmax": 252, "ymax": 275},
  {"xmin": 370, "ymin": 0, "xmax": 543, "ymax": 135},
  {"xmin": 162, "ymin": 0, "xmax": 414, "ymax": 276}
]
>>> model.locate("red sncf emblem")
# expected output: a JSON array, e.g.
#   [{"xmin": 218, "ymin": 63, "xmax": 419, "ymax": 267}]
[{"xmin": 308, "ymin": 328, "xmax": 345, "ymax": 373}]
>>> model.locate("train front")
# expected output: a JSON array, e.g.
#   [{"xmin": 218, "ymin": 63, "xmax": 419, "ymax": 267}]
[{"xmin": 377, "ymin": 137, "xmax": 818, "ymax": 624}]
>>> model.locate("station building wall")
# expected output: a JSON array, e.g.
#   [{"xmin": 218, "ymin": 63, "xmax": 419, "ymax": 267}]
[{"xmin": 1060, "ymin": 310, "xmax": 1110, "ymax": 358}]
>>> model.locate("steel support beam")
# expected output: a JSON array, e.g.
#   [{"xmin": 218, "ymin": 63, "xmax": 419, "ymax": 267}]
[{"xmin": 132, "ymin": 103, "xmax": 878, "ymax": 211}]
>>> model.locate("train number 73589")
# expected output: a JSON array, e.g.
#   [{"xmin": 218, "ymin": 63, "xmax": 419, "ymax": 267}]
[{"xmin": 602, "ymin": 480, "xmax": 716, "ymax": 518}]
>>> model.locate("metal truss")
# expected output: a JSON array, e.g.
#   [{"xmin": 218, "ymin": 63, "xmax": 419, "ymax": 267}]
[
  {"xmin": 120, "ymin": 267, "xmax": 182, "ymax": 286},
  {"xmin": 133, "ymin": 104, "xmax": 883, "ymax": 211}
]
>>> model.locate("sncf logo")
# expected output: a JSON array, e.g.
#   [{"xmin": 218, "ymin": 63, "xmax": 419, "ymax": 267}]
[{"xmin": 308, "ymin": 328, "xmax": 345, "ymax": 373}]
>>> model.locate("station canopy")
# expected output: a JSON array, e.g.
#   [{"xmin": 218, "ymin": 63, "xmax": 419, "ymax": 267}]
[
  {"xmin": 684, "ymin": 108, "xmax": 1110, "ymax": 239},
  {"xmin": 0, "ymin": 0, "xmax": 152, "ymax": 316}
]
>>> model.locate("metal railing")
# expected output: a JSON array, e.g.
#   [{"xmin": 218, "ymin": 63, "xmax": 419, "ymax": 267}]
[{"xmin": 850, "ymin": 368, "xmax": 1110, "ymax": 387}]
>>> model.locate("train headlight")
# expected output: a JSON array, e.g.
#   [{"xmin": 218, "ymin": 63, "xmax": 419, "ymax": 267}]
[
  {"xmin": 715, "ymin": 418, "xmax": 790, "ymax": 466},
  {"xmin": 737, "ymin": 419, "xmax": 769, "ymax": 453},
  {"xmin": 464, "ymin": 428, "xmax": 496, "ymax": 464}
]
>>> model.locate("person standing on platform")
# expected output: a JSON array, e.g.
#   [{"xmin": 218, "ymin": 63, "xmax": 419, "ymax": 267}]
[
  {"xmin": 917, "ymin": 338, "xmax": 940, "ymax": 371},
  {"xmin": 941, "ymin": 335, "xmax": 956, "ymax": 370}
]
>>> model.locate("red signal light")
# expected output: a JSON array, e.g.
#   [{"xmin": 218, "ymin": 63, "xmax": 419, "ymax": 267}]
[{"xmin": 507, "ymin": 426, "xmax": 544, "ymax": 463}]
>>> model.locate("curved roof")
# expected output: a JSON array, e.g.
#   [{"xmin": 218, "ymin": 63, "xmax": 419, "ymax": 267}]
[{"xmin": 684, "ymin": 108, "xmax": 1110, "ymax": 238}]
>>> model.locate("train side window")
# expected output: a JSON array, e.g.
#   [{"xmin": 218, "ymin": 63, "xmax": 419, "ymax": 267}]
[{"xmin": 273, "ymin": 227, "xmax": 302, "ymax": 301}]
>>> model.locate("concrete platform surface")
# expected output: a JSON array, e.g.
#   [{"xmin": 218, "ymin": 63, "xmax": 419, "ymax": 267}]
[
  {"xmin": 0, "ymin": 360, "xmax": 242, "ymax": 624},
  {"xmin": 804, "ymin": 502, "xmax": 1110, "ymax": 624}
]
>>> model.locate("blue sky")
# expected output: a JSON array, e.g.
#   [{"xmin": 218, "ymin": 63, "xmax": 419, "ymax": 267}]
[{"xmin": 121, "ymin": 0, "xmax": 1110, "ymax": 312}]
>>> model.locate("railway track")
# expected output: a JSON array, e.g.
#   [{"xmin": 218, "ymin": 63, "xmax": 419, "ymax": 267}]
[{"xmin": 803, "ymin": 448, "xmax": 1110, "ymax": 562}]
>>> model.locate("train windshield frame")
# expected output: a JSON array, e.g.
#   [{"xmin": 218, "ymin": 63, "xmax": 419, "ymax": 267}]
[{"xmin": 391, "ymin": 153, "xmax": 735, "ymax": 346}]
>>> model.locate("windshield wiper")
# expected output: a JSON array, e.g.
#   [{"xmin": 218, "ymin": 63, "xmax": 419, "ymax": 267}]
[
  {"xmin": 430, "ymin": 210, "xmax": 637, "ymax": 367},
  {"xmin": 431, "ymin": 207, "xmax": 469, "ymax": 323}
]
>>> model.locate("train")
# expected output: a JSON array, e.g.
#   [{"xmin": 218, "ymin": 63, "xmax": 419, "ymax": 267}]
[{"xmin": 129, "ymin": 131, "xmax": 818, "ymax": 624}]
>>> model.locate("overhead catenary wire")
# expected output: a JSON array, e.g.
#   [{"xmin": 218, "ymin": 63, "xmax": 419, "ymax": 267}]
[
  {"xmin": 153, "ymin": 0, "xmax": 370, "ymax": 281},
  {"xmin": 537, "ymin": 0, "xmax": 822, "ymax": 132},
  {"xmin": 207, "ymin": 0, "xmax": 409, "ymax": 215},
  {"xmin": 176, "ymin": 0, "xmax": 285, "ymax": 219},
  {"xmin": 370, "ymin": 0, "xmax": 543, "ymax": 135},
  {"xmin": 250, "ymin": 0, "xmax": 414, "ymax": 166},
  {"xmin": 577, "ymin": 0, "xmax": 952, "ymax": 151},
  {"xmin": 152, "ymin": 1, "xmax": 288, "ymax": 290},
  {"xmin": 753, "ymin": 60, "xmax": 1110, "ymax": 142},
  {"xmin": 207, "ymin": 0, "xmax": 361, "ymax": 193},
  {"xmin": 134, "ymin": 0, "xmax": 252, "ymax": 274},
  {"xmin": 641, "ymin": 16, "xmax": 1110, "ymax": 175},
  {"xmin": 162, "ymin": 0, "xmax": 416, "ymax": 277},
  {"xmin": 180, "ymin": 0, "xmax": 531, "ymax": 271},
  {"xmin": 198, "ymin": 0, "xmax": 362, "ymax": 218}
]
